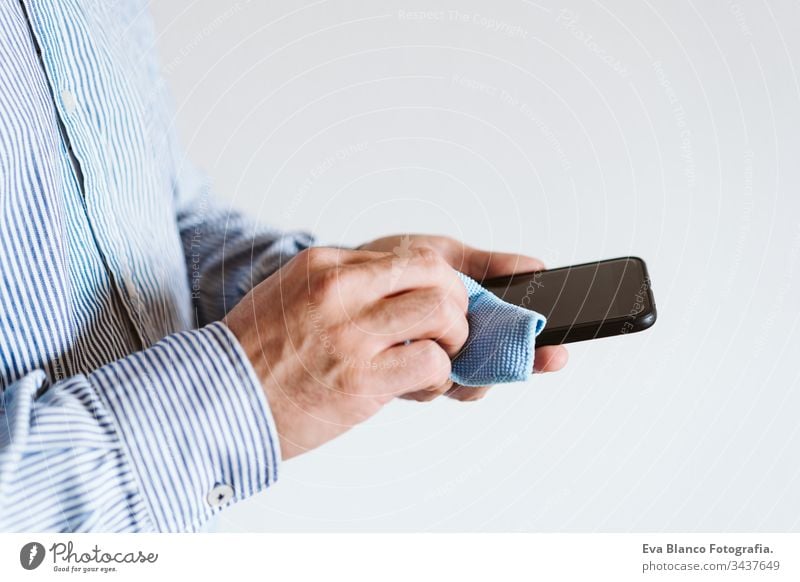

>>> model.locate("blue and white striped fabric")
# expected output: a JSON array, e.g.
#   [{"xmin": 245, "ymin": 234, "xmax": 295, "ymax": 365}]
[
  {"xmin": 0, "ymin": 0, "xmax": 546, "ymax": 533},
  {"xmin": 0, "ymin": 0, "xmax": 313, "ymax": 532}
]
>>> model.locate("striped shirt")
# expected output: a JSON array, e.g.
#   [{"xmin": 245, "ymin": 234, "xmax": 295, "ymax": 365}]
[{"xmin": 0, "ymin": 0, "xmax": 312, "ymax": 531}]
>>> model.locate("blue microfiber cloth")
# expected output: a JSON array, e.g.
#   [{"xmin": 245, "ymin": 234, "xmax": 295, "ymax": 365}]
[{"xmin": 450, "ymin": 272, "xmax": 547, "ymax": 386}]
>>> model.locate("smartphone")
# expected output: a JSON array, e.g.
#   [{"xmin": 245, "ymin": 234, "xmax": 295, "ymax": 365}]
[{"xmin": 482, "ymin": 256, "xmax": 657, "ymax": 345}]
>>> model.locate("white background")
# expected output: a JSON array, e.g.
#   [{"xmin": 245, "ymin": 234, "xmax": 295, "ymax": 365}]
[{"xmin": 150, "ymin": 0, "xmax": 800, "ymax": 531}]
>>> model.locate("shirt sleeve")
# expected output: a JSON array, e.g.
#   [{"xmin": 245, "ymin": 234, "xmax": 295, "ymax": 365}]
[
  {"xmin": 175, "ymin": 186, "xmax": 315, "ymax": 325},
  {"xmin": 120, "ymin": 1, "xmax": 316, "ymax": 326},
  {"xmin": 0, "ymin": 321, "xmax": 279, "ymax": 532}
]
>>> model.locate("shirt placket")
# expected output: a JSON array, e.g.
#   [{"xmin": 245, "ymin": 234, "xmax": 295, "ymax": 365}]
[{"xmin": 19, "ymin": 0, "xmax": 148, "ymax": 349}]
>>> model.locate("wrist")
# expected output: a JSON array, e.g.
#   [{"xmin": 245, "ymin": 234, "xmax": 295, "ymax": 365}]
[{"xmin": 221, "ymin": 308, "xmax": 301, "ymax": 461}]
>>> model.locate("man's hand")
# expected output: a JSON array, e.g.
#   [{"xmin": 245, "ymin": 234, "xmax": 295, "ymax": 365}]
[
  {"xmin": 224, "ymin": 246, "xmax": 470, "ymax": 460},
  {"xmin": 358, "ymin": 234, "xmax": 569, "ymax": 401}
]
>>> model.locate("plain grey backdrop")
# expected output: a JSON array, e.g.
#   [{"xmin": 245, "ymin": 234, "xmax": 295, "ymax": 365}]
[{"xmin": 150, "ymin": 0, "xmax": 800, "ymax": 531}]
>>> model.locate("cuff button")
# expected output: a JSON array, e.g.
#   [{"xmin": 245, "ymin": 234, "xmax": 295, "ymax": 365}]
[{"xmin": 206, "ymin": 484, "xmax": 235, "ymax": 507}]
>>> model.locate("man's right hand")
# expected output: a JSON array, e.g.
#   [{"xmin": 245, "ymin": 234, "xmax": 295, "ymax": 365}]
[{"xmin": 223, "ymin": 246, "xmax": 469, "ymax": 460}]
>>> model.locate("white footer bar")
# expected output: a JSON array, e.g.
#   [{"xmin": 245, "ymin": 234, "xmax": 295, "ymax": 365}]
[{"xmin": 1, "ymin": 533, "xmax": 797, "ymax": 581}]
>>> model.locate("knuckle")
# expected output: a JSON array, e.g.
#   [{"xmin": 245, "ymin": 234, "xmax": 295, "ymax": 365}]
[
  {"xmin": 438, "ymin": 300, "xmax": 469, "ymax": 344},
  {"xmin": 413, "ymin": 246, "xmax": 457, "ymax": 284},
  {"xmin": 340, "ymin": 363, "xmax": 366, "ymax": 394},
  {"xmin": 439, "ymin": 294, "xmax": 463, "ymax": 323},
  {"xmin": 428, "ymin": 286, "xmax": 450, "ymax": 310},
  {"xmin": 307, "ymin": 247, "xmax": 336, "ymax": 264},
  {"xmin": 432, "ymin": 285, "xmax": 463, "ymax": 315},
  {"xmin": 293, "ymin": 247, "xmax": 314, "ymax": 265},
  {"xmin": 454, "ymin": 318, "xmax": 470, "ymax": 349},
  {"xmin": 453, "ymin": 278, "xmax": 469, "ymax": 311},
  {"xmin": 310, "ymin": 266, "xmax": 342, "ymax": 299},
  {"xmin": 303, "ymin": 246, "xmax": 333, "ymax": 267},
  {"xmin": 417, "ymin": 340, "xmax": 437, "ymax": 364},
  {"xmin": 423, "ymin": 346, "xmax": 451, "ymax": 385},
  {"xmin": 413, "ymin": 245, "xmax": 445, "ymax": 269}
]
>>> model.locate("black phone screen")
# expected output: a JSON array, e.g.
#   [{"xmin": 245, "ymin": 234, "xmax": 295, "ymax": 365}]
[{"xmin": 484, "ymin": 257, "xmax": 653, "ymax": 329}]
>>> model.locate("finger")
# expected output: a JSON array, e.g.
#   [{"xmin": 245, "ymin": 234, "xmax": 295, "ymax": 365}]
[
  {"xmin": 357, "ymin": 287, "xmax": 468, "ymax": 357},
  {"xmin": 533, "ymin": 345, "xmax": 569, "ymax": 373},
  {"xmin": 442, "ymin": 243, "xmax": 545, "ymax": 281},
  {"xmin": 285, "ymin": 247, "xmax": 395, "ymax": 310},
  {"xmin": 297, "ymin": 246, "xmax": 391, "ymax": 269},
  {"xmin": 399, "ymin": 378, "xmax": 454, "ymax": 402},
  {"xmin": 372, "ymin": 339, "xmax": 452, "ymax": 397},
  {"xmin": 339, "ymin": 246, "xmax": 466, "ymax": 301},
  {"xmin": 445, "ymin": 384, "xmax": 492, "ymax": 402},
  {"xmin": 289, "ymin": 248, "xmax": 392, "ymax": 293}
]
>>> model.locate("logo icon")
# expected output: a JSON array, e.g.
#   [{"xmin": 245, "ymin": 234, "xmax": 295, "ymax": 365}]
[{"xmin": 20, "ymin": 542, "xmax": 45, "ymax": 570}]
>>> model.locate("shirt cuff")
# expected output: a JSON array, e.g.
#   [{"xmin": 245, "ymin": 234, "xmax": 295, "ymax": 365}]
[
  {"xmin": 88, "ymin": 322, "xmax": 279, "ymax": 532},
  {"xmin": 242, "ymin": 230, "xmax": 315, "ymax": 297}
]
